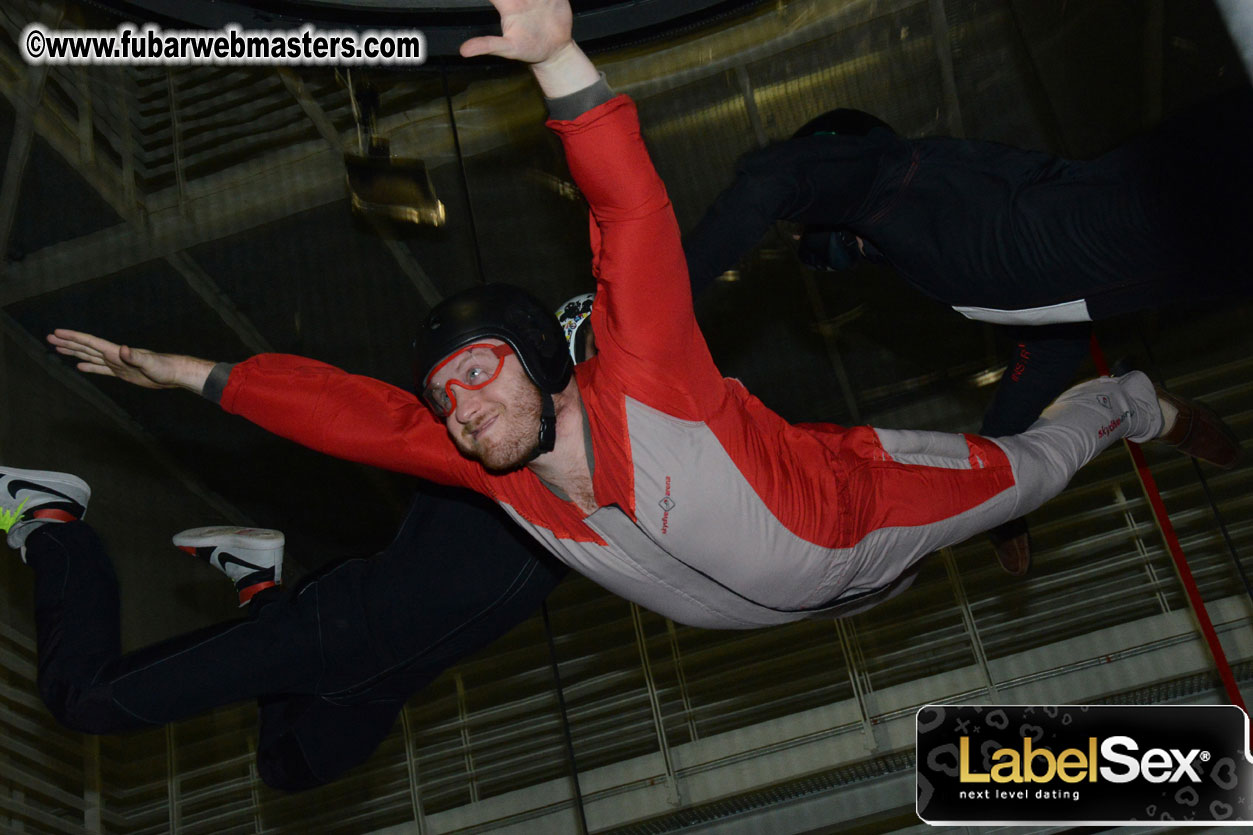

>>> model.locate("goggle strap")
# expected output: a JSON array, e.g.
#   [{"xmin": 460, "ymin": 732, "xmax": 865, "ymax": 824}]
[{"xmin": 531, "ymin": 392, "xmax": 557, "ymax": 458}]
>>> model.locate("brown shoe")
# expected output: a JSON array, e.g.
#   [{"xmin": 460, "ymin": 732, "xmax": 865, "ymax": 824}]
[
  {"xmin": 988, "ymin": 518, "xmax": 1031, "ymax": 576},
  {"xmin": 1156, "ymin": 387, "xmax": 1243, "ymax": 469}
]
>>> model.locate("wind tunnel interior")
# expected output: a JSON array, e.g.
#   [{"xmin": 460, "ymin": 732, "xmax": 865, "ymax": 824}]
[{"xmin": 0, "ymin": 0, "xmax": 1251, "ymax": 832}]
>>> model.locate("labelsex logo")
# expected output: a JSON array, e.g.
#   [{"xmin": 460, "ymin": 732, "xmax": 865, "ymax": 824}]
[{"xmin": 961, "ymin": 735, "xmax": 1208, "ymax": 785}]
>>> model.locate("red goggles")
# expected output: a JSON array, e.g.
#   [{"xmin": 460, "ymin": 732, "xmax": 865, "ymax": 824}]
[{"xmin": 422, "ymin": 342, "xmax": 514, "ymax": 417}]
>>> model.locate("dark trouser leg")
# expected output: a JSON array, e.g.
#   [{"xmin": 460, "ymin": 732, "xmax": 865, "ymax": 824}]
[
  {"xmin": 980, "ymin": 323, "xmax": 1092, "ymax": 554},
  {"xmin": 27, "ymin": 483, "xmax": 565, "ymax": 791},
  {"xmin": 30, "ymin": 521, "xmax": 122, "ymax": 731},
  {"xmin": 979, "ymin": 323, "xmax": 1092, "ymax": 439},
  {"xmin": 252, "ymin": 482, "xmax": 566, "ymax": 791},
  {"xmin": 254, "ymin": 697, "xmax": 406, "ymax": 791},
  {"xmin": 28, "ymin": 520, "xmax": 324, "ymax": 734},
  {"xmin": 27, "ymin": 522, "xmax": 390, "ymax": 791}
]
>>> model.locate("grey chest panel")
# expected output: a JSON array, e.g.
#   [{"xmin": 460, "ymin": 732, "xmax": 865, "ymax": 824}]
[
  {"xmin": 498, "ymin": 398, "xmax": 873, "ymax": 628},
  {"xmin": 619, "ymin": 397, "xmax": 854, "ymax": 611}
]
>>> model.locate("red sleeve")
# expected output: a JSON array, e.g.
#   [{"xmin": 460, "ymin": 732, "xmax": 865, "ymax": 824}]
[
  {"xmin": 219, "ymin": 353, "xmax": 483, "ymax": 488},
  {"xmin": 547, "ymin": 96, "xmax": 725, "ymax": 418}
]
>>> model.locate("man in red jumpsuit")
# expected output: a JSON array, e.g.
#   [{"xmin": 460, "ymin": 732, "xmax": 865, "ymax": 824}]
[{"xmin": 43, "ymin": 0, "xmax": 1237, "ymax": 630}]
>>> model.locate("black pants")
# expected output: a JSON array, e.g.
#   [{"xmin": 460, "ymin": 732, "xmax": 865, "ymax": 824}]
[
  {"xmin": 27, "ymin": 483, "xmax": 566, "ymax": 791},
  {"xmin": 979, "ymin": 322, "xmax": 1093, "ymax": 438}
]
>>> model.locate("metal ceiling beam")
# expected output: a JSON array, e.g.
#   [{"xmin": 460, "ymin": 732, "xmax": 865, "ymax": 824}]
[
  {"xmin": 0, "ymin": 45, "xmax": 343, "ymax": 306},
  {"xmin": 0, "ymin": 65, "xmax": 48, "ymax": 263},
  {"xmin": 0, "ymin": 56, "xmax": 277, "ymax": 409},
  {"xmin": 0, "ymin": 60, "xmax": 277, "ymax": 354},
  {"xmin": 0, "ymin": 148, "xmax": 345, "ymax": 306},
  {"xmin": 0, "ymin": 61, "xmax": 409, "ymax": 530},
  {"xmin": 166, "ymin": 70, "xmax": 188, "ymax": 211},
  {"xmin": 134, "ymin": 95, "xmax": 319, "ymax": 178},
  {"xmin": 0, "ymin": 2, "xmax": 62, "ymax": 260},
  {"xmin": 0, "ymin": 68, "xmax": 128, "ymax": 224},
  {"xmin": 113, "ymin": 67, "xmax": 140, "ymax": 214},
  {"xmin": 129, "ymin": 73, "xmax": 289, "ymax": 136},
  {"xmin": 276, "ymin": 69, "xmax": 342, "ymax": 149},
  {"xmin": 165, "ymin": 251, "xmax": 274, "ymax": 355},
  {"xmin": 376, "ymin": 235, "xmax": 444, "ymax": 307},
  {"xmin": 74, "ymin": 67, "xmax": 94, "ymax": 166}
]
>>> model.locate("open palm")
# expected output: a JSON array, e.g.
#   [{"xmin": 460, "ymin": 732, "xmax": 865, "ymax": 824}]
[
  {"xmin": 459, "ymin": 0, "xmax": 572, "ymax": 63},
  {"xmin": 48, "ymin": 329, "xmax": 184, "ymax": 389}
]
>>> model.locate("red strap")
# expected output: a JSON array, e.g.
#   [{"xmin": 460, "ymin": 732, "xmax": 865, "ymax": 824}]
[
  {"xmin": 1089, "ymin": 334, "xmax": 1247, "ymax": 715},
  {"xmin": 238, "ymin": 580, "xmax": 277, "ymax": 606},
  {"xmin": 31, "ymin": 508, "xmax": 78, "ymax": 523}
]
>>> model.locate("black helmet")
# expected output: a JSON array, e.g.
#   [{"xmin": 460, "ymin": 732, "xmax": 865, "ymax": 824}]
[
  {"xmin": 417, "ymin": 283, "xmax": 572, "ymax": 394},
  {"xmin": 792, "ymin": 108, "xmax": 894, "ymax": 139},
  {"xmin": 415, "ymin": 283, "xmax": 571, "ymax": 453}
]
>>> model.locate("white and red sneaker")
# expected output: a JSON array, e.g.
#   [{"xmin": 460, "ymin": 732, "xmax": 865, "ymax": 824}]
[
  {"xmin": 173, "ymin": 526, "xmax": 284, "ymax": 606},
  {"xmin": 0, "ymin": 466, "xmax": 90, "ymax": 560}
]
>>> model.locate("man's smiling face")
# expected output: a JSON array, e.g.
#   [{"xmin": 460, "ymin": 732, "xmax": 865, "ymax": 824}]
[{"xmin": 424, "ymin": 339, "xmax": 543, "ymax": 471}]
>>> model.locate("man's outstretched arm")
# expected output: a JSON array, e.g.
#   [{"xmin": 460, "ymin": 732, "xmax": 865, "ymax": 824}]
[
  {"xmin": 683, "ymin": 160, "xmax": 804, "ymax": 295},
  {"xmin": 48, "ymin": 330, "xmax": 472, "ymax": 484},
  {"xmin": 464, "ymin": 0, "xmax": 723, "ymax": 411},
  {"xmin": 49, "ymin": 329, "xmax": 216, "ymax": 394}
]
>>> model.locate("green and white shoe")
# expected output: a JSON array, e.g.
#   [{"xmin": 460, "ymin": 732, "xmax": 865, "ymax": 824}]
[{"xmin": 0, "ymin": 466, "xmax": 90, "ymax": 560}]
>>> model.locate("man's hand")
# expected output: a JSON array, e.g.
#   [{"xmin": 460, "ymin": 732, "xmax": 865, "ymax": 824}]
[
  {"xmin": 47, "ymin": 329, "xmax": 215, "ymax": 394},
  {"xmin": 459, "ymin": 0, "xmax": 572, "ymax": 63},
  {"xmin": 460, "ymin": 0, "xmax": 597, "ymax": 99}
]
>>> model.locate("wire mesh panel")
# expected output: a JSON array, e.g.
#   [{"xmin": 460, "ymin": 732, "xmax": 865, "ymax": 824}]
[{"xmin": 0, "ymin": 624, "xmax": 94, "ymax": 834}]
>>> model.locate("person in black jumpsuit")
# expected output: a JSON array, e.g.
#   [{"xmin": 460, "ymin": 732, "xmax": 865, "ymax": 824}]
[
  {"xmin": 682, "ymin": 87, "xmax": 1253, "ymax": 572},
  {"xmin": 18, "ymin": 478, "xmax": 566, "ymax": 791}
]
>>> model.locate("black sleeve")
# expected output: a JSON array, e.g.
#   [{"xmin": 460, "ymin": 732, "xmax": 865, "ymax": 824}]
[
  {"xmin": 978, "ymin": 323, "xmax": 1092, "ymax": 437},
  {"xmin": 683, "ymin": 149, "xmax": 808, "ymax": 298},
  {"xmin": 683, "ymin": 136, "xmax": 887, "ymax": 299}
]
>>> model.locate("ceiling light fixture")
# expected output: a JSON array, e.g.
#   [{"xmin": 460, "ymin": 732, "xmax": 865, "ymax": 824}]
[{"xmin": 344, "ymin": 73, "xmax": 446, "ymax": 227}]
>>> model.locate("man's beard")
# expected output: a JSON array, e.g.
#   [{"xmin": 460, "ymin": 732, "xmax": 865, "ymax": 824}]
[{"xmin": 453, "ymin": 384, "xmax": 543, "ymax": 472}]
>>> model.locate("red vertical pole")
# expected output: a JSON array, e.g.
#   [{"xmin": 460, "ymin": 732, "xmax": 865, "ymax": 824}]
[{"xmin": 1088, "ymin": 334, "xmax": 1246, "ymax": 712}]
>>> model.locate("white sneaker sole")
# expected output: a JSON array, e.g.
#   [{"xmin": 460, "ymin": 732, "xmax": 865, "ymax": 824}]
[{"xmin": 172, "ymin": 526, "xmax": 285, "ymax": 551}]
